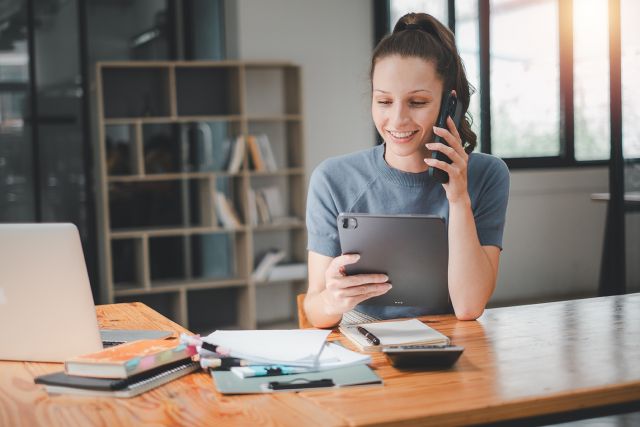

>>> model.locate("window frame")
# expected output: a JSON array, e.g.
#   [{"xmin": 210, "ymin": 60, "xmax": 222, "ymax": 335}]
[{"xmin": 374, "ymin": 0, "xmax": 621, "ymax": 170}]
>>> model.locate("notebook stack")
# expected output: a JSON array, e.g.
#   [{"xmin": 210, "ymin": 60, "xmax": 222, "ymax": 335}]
[{"xmin": 34, "ymin": 339, "xmax": 198, "ymax": 398}]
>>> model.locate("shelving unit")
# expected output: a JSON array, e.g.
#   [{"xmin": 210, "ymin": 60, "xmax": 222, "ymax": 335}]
[{"xmin": 95, "ymin": 61, "xmax": 306, "ymax": 332}]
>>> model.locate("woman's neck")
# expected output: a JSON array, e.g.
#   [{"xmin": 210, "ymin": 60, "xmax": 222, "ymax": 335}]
[{"xmin": 383, "ymin": 144, "xmax": 430, "ymax": 173}]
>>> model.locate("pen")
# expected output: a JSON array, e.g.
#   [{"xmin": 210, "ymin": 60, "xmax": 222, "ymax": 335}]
[
  {"xmin": 199, "ymin": 357, "xmax": 252, "ymax": 370},
  {"xmin": 357, "ymin": 326, "xmax": 380, "ymax": 345},
  {"xmin": 179, "ymin": 333, "xmax": 231, "ymax": 356},
  {"xmin": 231, "ymin": 365, "xmax": 311, "ymax": 378}
]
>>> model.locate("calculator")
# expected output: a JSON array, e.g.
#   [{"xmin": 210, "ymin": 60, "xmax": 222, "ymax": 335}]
[{"xmin": 382, "ymin": 345, "xmax": 464, "ymax": 369}]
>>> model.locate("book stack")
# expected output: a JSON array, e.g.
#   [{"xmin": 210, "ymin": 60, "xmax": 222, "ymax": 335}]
[{"xmin": 34, "ymin": 339, "xmax": 198, "ymax": 397}]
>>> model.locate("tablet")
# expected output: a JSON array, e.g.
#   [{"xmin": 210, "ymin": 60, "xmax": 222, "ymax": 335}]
[{"xmin": 337, "ymin": 213, "xmax": 451, "ymax": 313}]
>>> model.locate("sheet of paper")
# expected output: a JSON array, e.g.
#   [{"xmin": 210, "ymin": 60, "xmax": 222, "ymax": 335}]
[
  {"xmin": 316, "ymin": 342, "xmax": 371, "ymax": 370},
  {"xmin": 205, "ymin": 329, "xmax": 331, "ymax": 367}
]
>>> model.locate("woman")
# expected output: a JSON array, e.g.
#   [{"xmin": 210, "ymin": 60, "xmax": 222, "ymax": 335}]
[{"xmin": 304, "ymin": 13, "xmax": 509, "ymax": 328}]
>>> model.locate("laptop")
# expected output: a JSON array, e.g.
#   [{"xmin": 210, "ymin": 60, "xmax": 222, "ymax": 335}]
[{"xmin": 0, "ymin": 223, "xmax": 170, "ymax": 362}]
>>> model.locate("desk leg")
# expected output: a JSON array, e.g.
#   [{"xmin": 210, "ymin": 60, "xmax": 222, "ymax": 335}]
[{"xmin": 599, "ymin": 201, "xmax": 626, "ymax": 296}]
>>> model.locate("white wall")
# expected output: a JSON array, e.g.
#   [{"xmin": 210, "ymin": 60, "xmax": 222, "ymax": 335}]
[
  {"xmin": 229, "ymin": 0, "xmax": 624, "ymax": 311},
  {"xmin": 228, "ymin": 0, "xmax": 375, "ymax": 173}
]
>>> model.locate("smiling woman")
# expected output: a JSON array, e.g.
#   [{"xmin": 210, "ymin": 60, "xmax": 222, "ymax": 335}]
[{"xmin": 303, "ymin": 13, "xmax": 510, "ymax": 328}]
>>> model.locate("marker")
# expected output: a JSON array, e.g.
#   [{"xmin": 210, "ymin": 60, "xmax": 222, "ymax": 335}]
[
  {"xmin": 231, "ymin": 365, "xmax": 311, "ymax": 378},
  {"xmin": 179, "ymin": 333, "xmax": 231, "ymax": 356},
  {"xmin": 357, "ymin": 326, "xmax": 380, "ymax": 345},
  {"xmin": 199, "ymin": 357, "xmax": 252, "ymax": 370}
]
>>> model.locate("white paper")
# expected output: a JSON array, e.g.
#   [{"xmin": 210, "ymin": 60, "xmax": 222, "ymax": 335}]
[
  {"xmin": 316, "ymin": 342, "xmax": 371, "ymax": 370},
  {"xmin": 204, "ymin": 329, "xmax": 331, "ymax": 367}
]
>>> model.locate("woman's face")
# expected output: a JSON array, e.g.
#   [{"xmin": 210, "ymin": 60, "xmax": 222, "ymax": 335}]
[{"xmin": 371, "ymin": 55, "xmax": 443, "ymax": 171}]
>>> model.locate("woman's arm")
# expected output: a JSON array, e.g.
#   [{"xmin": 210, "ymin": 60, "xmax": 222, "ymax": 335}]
[
  {"xmin": 425, "ymin": 116, "xmax": 502, "ymax": 320},
  {"xmin": 448, "ymin": 199, "xmax": 500, "ymax": 319},
  {"xmin": 304, "ymin": 251, "xmax": 391, "ymax": 328}
]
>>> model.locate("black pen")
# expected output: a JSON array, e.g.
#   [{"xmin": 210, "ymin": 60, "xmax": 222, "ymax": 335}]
[{"xmin": 357, "ymin": 326, "xmax": 380, "ymax": 345}]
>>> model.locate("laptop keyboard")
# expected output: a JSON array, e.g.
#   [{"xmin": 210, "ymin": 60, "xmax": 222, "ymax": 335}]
[
  {"xmin": 340, "ymin": 310, "xmax": 381, "ymax": 325},
  {"xmin": 102, "ymin": 340, "xmax": 125, "ymax": 348}
]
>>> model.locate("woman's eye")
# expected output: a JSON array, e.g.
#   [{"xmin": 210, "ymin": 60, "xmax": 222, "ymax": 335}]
[
  {"xmin": 410, "ymin": 101, "xmax": 427, "ymax": 106},
  {"xmin": 377, "ymin": 100, "xmax": 392, "ymax": 105}
]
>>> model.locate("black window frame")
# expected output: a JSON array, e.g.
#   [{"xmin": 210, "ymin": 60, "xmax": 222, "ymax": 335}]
[{"xmin": 373, "ymin": 0, "xmax": 622, "ymax": 170}]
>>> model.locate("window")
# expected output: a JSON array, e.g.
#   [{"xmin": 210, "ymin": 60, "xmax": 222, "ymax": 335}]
[
  {"xmin": 621, "ymin": 0, "xmax": 640, "ymax": 160},
  {"xmin": 574, "ymin": 0, "xmax": 610, "ymax": 161},
  {"xmin": 382, "ymin": 0, "xmax": 630, "ymax": 167},
  {"xmin": 490, "ymin": 0, "xmax": 560, "ymax": 158}
]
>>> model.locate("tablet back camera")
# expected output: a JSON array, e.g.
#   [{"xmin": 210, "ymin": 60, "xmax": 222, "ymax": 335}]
[{"xmin": 342, "ymin": 217, "xmax": 358, "ymax": 229}]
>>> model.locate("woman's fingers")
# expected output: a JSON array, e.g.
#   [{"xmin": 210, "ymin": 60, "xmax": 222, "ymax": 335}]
[
  {"xmin": 339, "ymin": 282, "xmax": 392, "ymax": 298},
  {"xmin": 326, "ymin": 253, "xmax": 360, "ymax": 278}
]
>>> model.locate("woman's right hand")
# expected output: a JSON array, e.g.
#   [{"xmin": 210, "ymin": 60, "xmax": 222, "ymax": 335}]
[{"xmin": 321, "ymin": 254, "xmax": 392, "ymax": 316}]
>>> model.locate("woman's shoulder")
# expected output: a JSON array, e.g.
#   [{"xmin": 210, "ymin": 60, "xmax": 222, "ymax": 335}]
[
  {"xmin": 312, "ymin": 146, "xmax": 379, "ymax": 178},
  {"xmin": 468, "ymin": 152, "xmax": 509, "ymax": 179}
]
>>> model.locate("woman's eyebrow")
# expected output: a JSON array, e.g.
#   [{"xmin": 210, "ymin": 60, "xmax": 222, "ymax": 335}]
[{"xmin": 373, "ymin": 89, "xmax": 433, "ymax": 94}]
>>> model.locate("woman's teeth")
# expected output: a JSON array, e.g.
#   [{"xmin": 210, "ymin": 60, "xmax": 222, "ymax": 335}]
[{"xmin": 388, "ymin": 130, "xmax": 417, "ymax": 138}]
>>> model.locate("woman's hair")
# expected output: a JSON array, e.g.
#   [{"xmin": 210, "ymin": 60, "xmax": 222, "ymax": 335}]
[{"xmin": 371, "ymin": 13, "xmax": 477, "ymax": 152}]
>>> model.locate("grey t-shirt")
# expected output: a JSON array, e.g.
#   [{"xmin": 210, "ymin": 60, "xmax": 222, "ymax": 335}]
[{"xmin": 306, "ymin": 143, "xmax": 510, "ymax": 319}]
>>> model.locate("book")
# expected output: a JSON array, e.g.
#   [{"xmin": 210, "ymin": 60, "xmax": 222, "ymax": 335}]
[
  {"xmin": 267, "ymin": 263, "xmax": 307, "ymax": 281},
  {"xmin": 36, "ymin": 359, "xmax": 199, "ymax": 398},
  {"xmin": 247, "ymin": 188, "xmax": 259, "ymax": 226},
  {"xmin": 252, "ymin": 249, "xmax": 287, "ymax": 282},
  {"xmin": 214, "ymin": 192, "xmax": 242, "ymax": 229},
  {"xmin": 339, "ymin": 318, "xmax": 450, "ymax": 352},
  {"xmin": 227, "ymin": 135, "xmax": 245, "ymax": 173},
  {"xmin": 259, "ymin": 186, "xmax": 285, "ymax": 218},
  {"xmin": 246, "ymin": 135, "xmax": 265, "ymax": 171},
  {"xmin": 254, "ymin": 191, "xmax": 272, "ymax": 224},
  {"xmin": 64, "ymin": 339, "xmax": 196, "ymax": 379},
  {"xmin": 255, "ymin": 134, "xmax": 278, "ymax": 171}
]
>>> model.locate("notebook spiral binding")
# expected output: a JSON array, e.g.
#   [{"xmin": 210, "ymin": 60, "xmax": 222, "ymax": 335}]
[{"xmin": 119, "ymin": 360, "xmax": 199, "ymax": 390}]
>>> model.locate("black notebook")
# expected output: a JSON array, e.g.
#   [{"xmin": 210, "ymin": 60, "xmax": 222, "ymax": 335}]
[{"xmin": 34, "ymin": 358, "xmax": 199, "ymax": 398}]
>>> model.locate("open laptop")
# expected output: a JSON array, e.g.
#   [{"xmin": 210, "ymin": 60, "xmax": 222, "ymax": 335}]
[{"xmin": 0, "ymin": 223, "xmax": 170, "ymax": 362}]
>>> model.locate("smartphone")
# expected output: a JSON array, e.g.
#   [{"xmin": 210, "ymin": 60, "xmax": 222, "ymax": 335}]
[{"xmin": 428, "ymin": 91, "xmax": 464, "ymax": 184}]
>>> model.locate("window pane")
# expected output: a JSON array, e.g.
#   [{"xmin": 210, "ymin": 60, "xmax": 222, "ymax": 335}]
[
  {"xmin": 490, "ymin": 0, "xmax": 560, "ymax": 158},
  {"xmin": 621, "ymin": 0, "xmax": 640, "ymax": 160},
  {"xmin": 0, "ymin": 4, "xmax": 36, "ymax": 221},
  {"xmin": 390, "ymin": 0, "xmax": 448, "ymax": 29},
  {"xmin": 574, "ymin": 0, "xmax": 610, "ymax": 161},
  {"xmin": 456, "ymin": 0, "xmax": 481, "ymax": 143}
]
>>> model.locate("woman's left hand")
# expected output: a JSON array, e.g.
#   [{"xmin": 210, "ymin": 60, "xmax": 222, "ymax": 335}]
[{"xmin": 424, "ymin": 116, "xmax": 469, "ymax": 204}]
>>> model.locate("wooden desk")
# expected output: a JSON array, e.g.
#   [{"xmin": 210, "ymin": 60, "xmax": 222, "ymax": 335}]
[{"xmin": 2, "ymin": 295, "xmax": 639, "ymax": 426}]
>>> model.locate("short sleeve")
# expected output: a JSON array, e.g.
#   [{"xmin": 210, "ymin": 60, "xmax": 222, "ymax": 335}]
[
  {"xmin": 471, "ymin": 156, "xmax": 510, "ymax": 250},
  {"xmin": 306, "ymin": 164, "xmax": 341, "ymax": 257}
]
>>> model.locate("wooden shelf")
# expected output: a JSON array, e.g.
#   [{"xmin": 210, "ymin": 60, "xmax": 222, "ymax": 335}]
[
  {"xmin": 107, "ymin": 171, "xmax": 243, "ymax": 182},
  {"xmin": 246, "ymin": 115, "xmax": 302, "ymax": 122},
  {"xmin": 97, "ymin": 61, "xmax": 306, "ymax": 331},
  {"xmin": 110, "ymin": 226, "xmax": 248, "ymax": 239},
  {"xmin": 104, "ymin": 115, "xmax": 243, "ymax": 125},
  {"xmin": 249, "ymin": 168, "xmax": 305, "ymax": 177}
]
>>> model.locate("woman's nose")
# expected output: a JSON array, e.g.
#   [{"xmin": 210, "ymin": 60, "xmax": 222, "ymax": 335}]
[{"xmin": 390, "ymin": 103, "xmax": 410, "ymax": 126}]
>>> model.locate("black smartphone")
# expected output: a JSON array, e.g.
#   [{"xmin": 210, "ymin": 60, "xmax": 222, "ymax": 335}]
[{"xmin": 428, "ymin": 91, "xmax": 464, "ymax": 183}]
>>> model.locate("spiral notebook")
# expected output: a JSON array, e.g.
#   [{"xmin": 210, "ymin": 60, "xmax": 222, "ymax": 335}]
[
  {"xmin": 34, "ymin": 359, "xmax": 199, "ymax": 398},
  {"xmin": 339, "ymin": 319, "xmax": 450, "ymax": 352}
]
